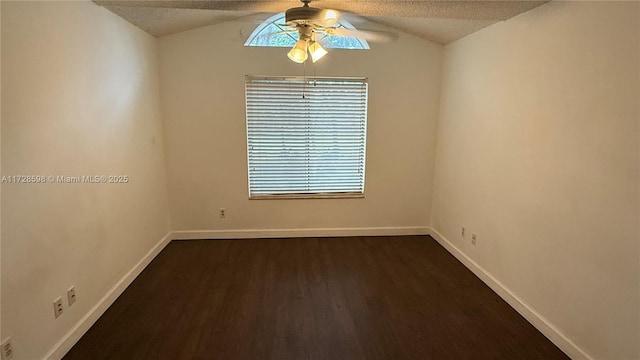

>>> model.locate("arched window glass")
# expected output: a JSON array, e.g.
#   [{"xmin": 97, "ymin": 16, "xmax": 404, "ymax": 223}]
[{"xmin": 244, "ymin": 13, "xmax": 370, "ymax": 50}]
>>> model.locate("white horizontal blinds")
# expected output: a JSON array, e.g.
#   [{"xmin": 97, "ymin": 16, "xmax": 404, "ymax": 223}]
[{"xmin": 246, "ymin": 76, "xmax": 368, "ymax": 198}]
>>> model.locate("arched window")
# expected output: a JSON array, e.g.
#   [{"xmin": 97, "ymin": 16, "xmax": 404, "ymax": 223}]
[{"xmin": 244, "ymin": 13, "xmax": 370, "ymax": 50}]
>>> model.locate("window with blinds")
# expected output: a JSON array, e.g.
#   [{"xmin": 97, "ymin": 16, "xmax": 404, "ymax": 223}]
[{"xmin": 245, "ymin": 76, "xmax": 368, "ymax": 199}]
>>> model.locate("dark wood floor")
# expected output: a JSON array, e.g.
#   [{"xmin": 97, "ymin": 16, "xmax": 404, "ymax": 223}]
[{"xmin": 64, "ymin": 236, "xmax": 568, "ymax": 360}]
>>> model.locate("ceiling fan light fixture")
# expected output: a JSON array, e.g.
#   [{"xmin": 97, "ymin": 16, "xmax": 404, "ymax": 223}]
[
  {"xmin": 309, "ymin": 41, "xmax": 328, "ymax": 63},
  {"xmin": 288, "ymin": 40, "xmax": 308, "ymax": 63},
  {"xmin": 322, "ymin": 9, "xmax": 338, "ymax": 25}
]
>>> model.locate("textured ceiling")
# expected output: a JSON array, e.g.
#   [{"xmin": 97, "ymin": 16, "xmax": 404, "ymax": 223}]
[
  {"xmin": 101, "ymin": 6, "xmax": 258, "ymax": 37},
  {"xmin": 94, "ymin": 1, "xmax": 548, "ymax": 44}
]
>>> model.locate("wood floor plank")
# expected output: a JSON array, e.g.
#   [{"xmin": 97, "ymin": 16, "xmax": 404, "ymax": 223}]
[{"xmin": 63, "ymin": 236, "xmax": 569, "ymax": 360}]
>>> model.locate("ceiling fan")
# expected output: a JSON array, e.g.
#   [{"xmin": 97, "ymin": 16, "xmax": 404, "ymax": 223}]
[{"xmin": 275, "ymin": 0, "xmax": 396, "ymax": 63}]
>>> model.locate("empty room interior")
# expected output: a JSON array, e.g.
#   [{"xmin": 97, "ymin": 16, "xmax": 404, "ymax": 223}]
[{"xmin": 1, "ymin": 0, "xmax": 638, "ymax": 359}]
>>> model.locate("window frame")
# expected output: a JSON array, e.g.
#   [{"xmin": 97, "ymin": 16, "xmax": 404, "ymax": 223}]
[{"xmin": 245, "ymin": 75, "xmax": 369, "ymax": 200}]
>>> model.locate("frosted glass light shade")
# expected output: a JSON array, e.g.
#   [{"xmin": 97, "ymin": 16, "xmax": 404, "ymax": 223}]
[
  {"xmin": 287, "ymin": 40, "xmax": 308, "ymax": 63},
  {"xmin": 323, "ymin": 9, "xmax": 338, "ymax": 25},
  {"xmin": 309, "ymin": 41, "xmax": 328, "ymax": 63}
]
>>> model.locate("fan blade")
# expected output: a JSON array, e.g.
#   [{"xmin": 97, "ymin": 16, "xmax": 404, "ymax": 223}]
[
  {"xmin": 93, "ymin": 1, "xmax": 548, "ymax": 21},
  {"xmin": 256, "ymin": 29, "xmax": 298, "ymax": 41},
  {"xmin": 273, "ymin": 29, "xmax": 298, "ymax": 35},
  {"xmin": 305, "ymin": 1, "xmax": 548, "ymax": 21},
  {"xmin": 323, "ymin": 27, "xmax": 397, "ymax": 42},
  {"xmin": 94, "ymin": 1, "xmax": 290, "ymax": 13}
]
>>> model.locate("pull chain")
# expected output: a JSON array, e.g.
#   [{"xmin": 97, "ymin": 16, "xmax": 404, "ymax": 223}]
[
  {"xmin": 313, "ymin": 59, "xmax": 317, "ymax": 86},
  {"xmin": 302, "ymin": 59, "xmax": 306, "ymax": 99}
]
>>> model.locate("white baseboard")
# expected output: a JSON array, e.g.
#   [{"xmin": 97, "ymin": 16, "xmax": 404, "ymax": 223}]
[
  {"xmin": 171, "ymin": 226, "xmax": 430, "ymax": 240},
  {"xmin": 427, "ymin": 227, "xmax": 592, "ymax": 360},
  {"xmin": 44, "ymin": 231, "xmax": 173, "ymax": 360}
]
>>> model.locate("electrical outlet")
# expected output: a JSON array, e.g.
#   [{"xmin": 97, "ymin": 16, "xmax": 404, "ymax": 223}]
[
  {"xmin": 67, "ymin": 286, "xmax": 76, "ymax": 306},
  {"xmin": 1, "ymin": 337, "xmax": 13, "ymax": 360},
  {"xmin": 461, "ymin": 227, "xmax": 466, "ymax": 237},
  {"xmin": 53, "ymin": 297, "xmax": 63, "ymax": 318},
  {"xmin": 471, "ymin": 234, "xmax": 477, "ymax": 245},
  {"xmin": 219, "ymin": 208, "xmax": 226, "ymax": 219}
]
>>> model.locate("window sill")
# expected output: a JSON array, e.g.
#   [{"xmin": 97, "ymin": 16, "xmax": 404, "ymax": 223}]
[{"xmin": 249, "ymin": 193, "xmax": 365, "ymax": 200}]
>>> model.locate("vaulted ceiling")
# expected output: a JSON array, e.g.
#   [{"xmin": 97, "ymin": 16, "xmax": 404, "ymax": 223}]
[{"xmin": 94, "ymin": 1, "xmax": 548, "ymax": 44}]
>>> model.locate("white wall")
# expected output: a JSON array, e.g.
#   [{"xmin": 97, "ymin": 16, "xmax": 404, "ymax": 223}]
[
  {"xmin": 1, "ymin": 1, "xmax": 171, "ymax": 359},
  {"xmin": 159, "ymin": 19, "xmax": 442, "ymax": 233},
  {"xmin": 432, "ymin": 1, "xmax": 639, "ymax": 359}
]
